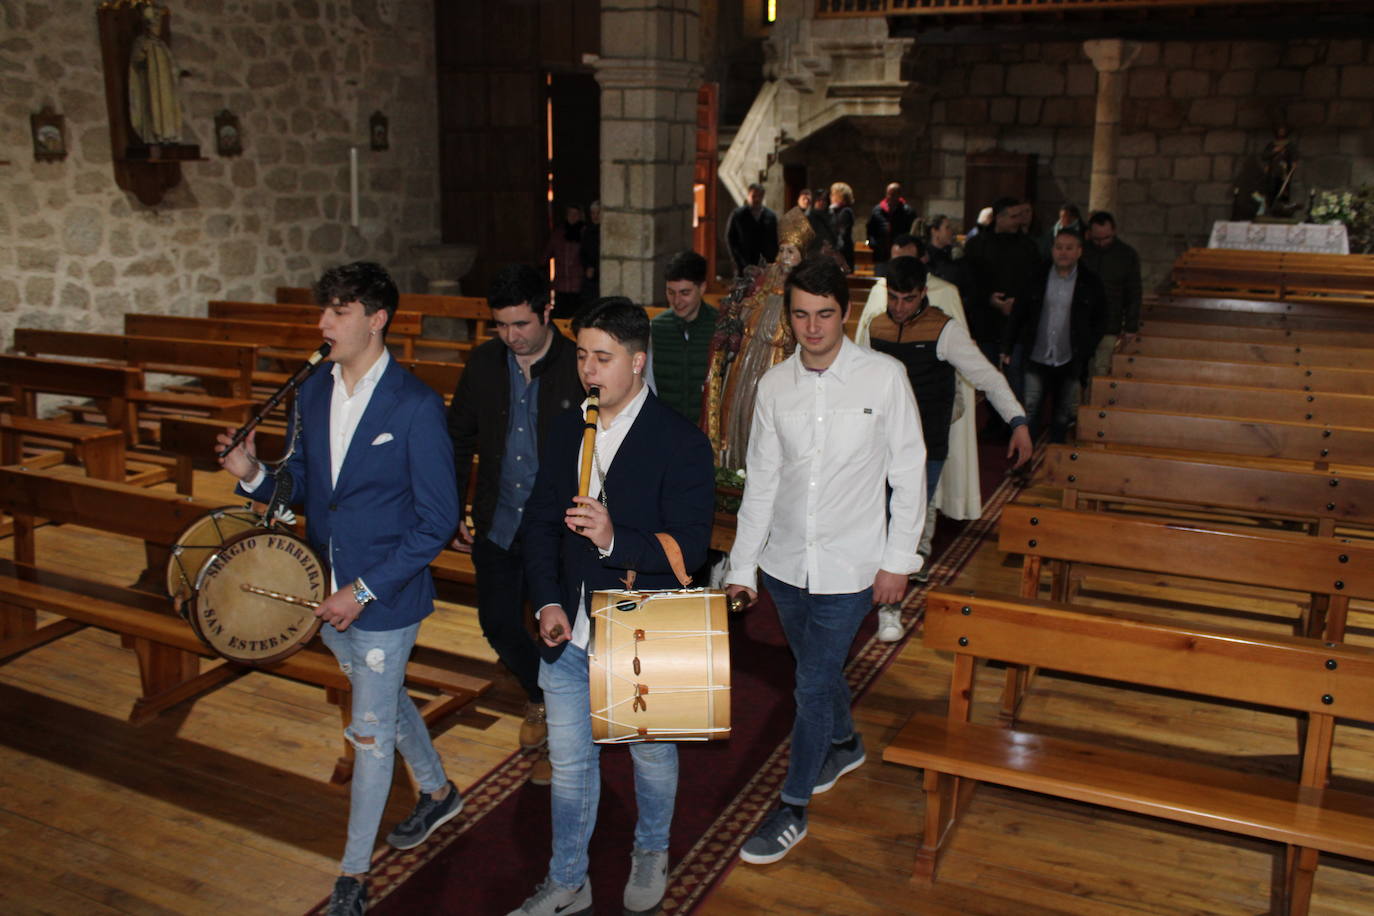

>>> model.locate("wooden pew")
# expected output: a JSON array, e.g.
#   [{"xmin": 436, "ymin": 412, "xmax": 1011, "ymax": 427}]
[
  {"xmin": 2, "ymin": 353, "xmax": 140, "ymax": 442},
  {"xmin": 1121, "ymin": 335, "xmax": 1370, "ymax": 370},
  {"xmin": 1041, "ymin": 444, "xmax": 1374, "ymax": 535},
  {"xmin": 125, "ymin": 314, "xmax": 332, "ymax": 359},
  {"xmin": 1137, "ymin": 317, "xmax": 1374, "ymax": 349},
  {"xmin": 1110, "ymin": 352, "xmax": 1374, "ymax": 395},
  {"xmin": 2, "ymin": 351, "xmax": 253, "ymax": 453},
  {"xmin": 1171, "ymin": 248, "xmax": 1374, "ymax": 303},
  {"xmin": 206, "ymin": 300, "xmax": 424, "ymax": 359},
  {"xmin": 0, "ymin": 467, "xmax": 489, "ymax": 783},
  {"xmin": 13, "ymin": 328, "xmax": 258, "ymax": 399},
  {"xmin": 1077, "ymin": 405, "xmax": 1374, "ymax": 464},
  {"xmin": 997, "ymin": 502, "xmax": 1374, "ymax": 641},
  {"xmin": 883, "ymin": 589, "xmax": 1374, "ymax": 914},
  {"xmin": 1088, "ymin": 376, "xmax": 1374, "ymax": 428},
  {"xmin": 0, "ymin": 414, "xmax": 126, "ymax": 481},
  {"xmin": 1146, "ymin": 298, "xmax": 1374, "ymax": 333}
]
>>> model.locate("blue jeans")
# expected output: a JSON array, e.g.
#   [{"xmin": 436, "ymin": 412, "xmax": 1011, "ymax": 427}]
[
  {"xmin": 540, "ymin": 642, "xmax": 678, "ymax": 888},
  {"xmin": 321, "ymin": 621, "xmax": 449, "ymax": 875},
  {"xmin": 762, "ymin": 572, "xmax": 873, "ymax": 807}
]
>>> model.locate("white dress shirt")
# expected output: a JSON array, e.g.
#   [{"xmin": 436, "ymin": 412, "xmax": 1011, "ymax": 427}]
[
  {"xmin": 565, "ymin": 382, "xmax": 650, "ymax": 649},
  {"xmin": 726, "ymin": 337, "xmax": 927, "ymax": 595},
  {"xmin": 244, "ymin": 349, "xmax": 391, "ymax": 592}
]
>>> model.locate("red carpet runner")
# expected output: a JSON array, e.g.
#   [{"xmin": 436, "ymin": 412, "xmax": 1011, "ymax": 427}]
[{"xmin": 307, "ymin": 445, "xmax": 1029, "ymax": 915}]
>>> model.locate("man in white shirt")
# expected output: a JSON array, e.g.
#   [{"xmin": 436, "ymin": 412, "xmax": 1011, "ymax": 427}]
[
  {"xmin": 725, "ymin": 256, "xmax": 926, "ymax": 866},
  {"xmin": 218, "ymin": 262, "xmax": 460, "ymax": 916},
  {"xmin": 512, "ymin": 298, "xmax": 716, "ymax": 916}
]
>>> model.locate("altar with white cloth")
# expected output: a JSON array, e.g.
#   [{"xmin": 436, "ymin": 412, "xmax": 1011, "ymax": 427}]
[{"xmin": 1208, "ymin": 220, "xmax": 1350, "ymax": 255}]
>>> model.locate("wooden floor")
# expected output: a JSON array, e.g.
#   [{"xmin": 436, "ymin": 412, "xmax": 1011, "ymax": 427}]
[{"xmin": 4, "ymin": 468, "xmax": 1374, "ymax": 914}]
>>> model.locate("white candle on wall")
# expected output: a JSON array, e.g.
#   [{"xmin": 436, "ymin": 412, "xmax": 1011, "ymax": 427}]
[{"xmin": 350, "ymin": 146, "xmax": 359, "ymax": 227}]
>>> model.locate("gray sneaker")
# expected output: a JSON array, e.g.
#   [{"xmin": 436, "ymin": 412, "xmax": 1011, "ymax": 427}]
[
  {"xmin": 623, "ymin": 847, "xmax": 669, "ymax": 915},
  {"xmin": 813, "ymin": 734, "xmax": 866, "ymax": 795},
  {"xmin": 506, "ymin": 877, "xmax": 592, "ymax": 916},
  {"xmin": 325, "ymin": 876, "xmax": 366, "ymax": 916},
  {"xmin": 739, "ymin": 805, "xmax": 808, "ymax": 865},
  {"xmin": 385, "ymin": 780, "xmax": 464, "ymax": 850}
]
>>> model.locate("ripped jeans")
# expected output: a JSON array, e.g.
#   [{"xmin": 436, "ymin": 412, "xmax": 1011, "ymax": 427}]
[{"xmin": 320, "ymin": 620, "xmax": 448, "ymax": 875}]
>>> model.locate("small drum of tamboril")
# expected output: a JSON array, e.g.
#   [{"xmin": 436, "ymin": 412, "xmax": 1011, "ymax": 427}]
[
  {"xmin": 588, "ymin": 589, "xmax": 730, "ymax": 743},
  {"xmin": 166, "ymin": 506, "xmax": 261, "ymax": 603},
  {"xmin": 188, "ymin": 528, "xmax": 326, "ymax": 666}
]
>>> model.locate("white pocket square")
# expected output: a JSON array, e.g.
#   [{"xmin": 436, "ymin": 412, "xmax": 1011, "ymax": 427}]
[{"xmin": 371, "ymin": 433, "xmax": 394, "ymax": 446}]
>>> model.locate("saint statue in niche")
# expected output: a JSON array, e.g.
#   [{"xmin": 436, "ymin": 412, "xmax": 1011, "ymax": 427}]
[{"xmin": 127, "ymin": 2, "xmax": 182, "ymax": 145}]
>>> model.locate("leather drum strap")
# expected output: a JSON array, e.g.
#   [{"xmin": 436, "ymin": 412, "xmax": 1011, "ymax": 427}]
[
  {"xmin": 620, "ymin": 533, "xmax": 693, "ymax": 592},
  {"xmin": 655, "ymin": 532, "xmax": 693, "ymax": 588}
]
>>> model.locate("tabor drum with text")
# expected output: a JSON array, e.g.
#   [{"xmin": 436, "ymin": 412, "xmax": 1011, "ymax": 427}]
[{"xmin": 188, "ymin": 528, "xmax": 325, "ymax": 666}]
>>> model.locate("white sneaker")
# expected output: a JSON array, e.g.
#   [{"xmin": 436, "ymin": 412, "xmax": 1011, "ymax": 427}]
[{"xmin": 876, "ymin": 605, "xmax": 903, "ymax": 643}]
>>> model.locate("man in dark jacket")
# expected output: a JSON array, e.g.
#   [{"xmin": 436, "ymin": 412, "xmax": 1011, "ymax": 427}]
[
  {"xmin": 725, "ymin": 183, "xmax": 779, "ymax": 275},
  {"xmin": 1081, "ymin": 210, "xmax": 1143, "ymax": 380},
  {"xmin": 1001, "ymin": 231, "xmax": 1106, "ymax": 443},
  {"xmin": 651, "ymin": 250, "xmax": 718, "ymax": 422},
  {"xmin": 865, "ymin": 182, "xmax": 915, "ymax": 271},
  {"xmin": 446, "ymin": 264, "xmax": 584, "ymax": 779},
  {"xmin": 964, "ymin": 196, "xmax": 1043, "ymax": 403}
]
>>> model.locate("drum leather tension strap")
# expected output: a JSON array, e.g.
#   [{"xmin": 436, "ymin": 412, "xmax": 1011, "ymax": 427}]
[{"xmin": 620, "ymin": 533, "xmax": 693, "ymax": 591}]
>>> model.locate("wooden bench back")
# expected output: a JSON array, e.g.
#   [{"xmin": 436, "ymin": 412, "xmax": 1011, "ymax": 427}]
[
  {"xmin": 999, "ymin": 502, "xmax": 1374, "ymax": 600},
  {"xmin": 0, "ymin": 354, "xmax": 139, "ymax": 440},
  {"xmin": 13, "ymin": 329, "xmax": 258, "ymax": 398},
  {"xmin": 126, "ymin": 314, "xmax": 325, "ymax": 353},
  {"xmin": 1123, "ymin": 335, "xmax": 1368, "ymax": 370},
  {"xmin": 0, "ymin": 466, "xmax": 220, "ymax": 547},
  {"xmin": 206, "ymin": 301, "xmax": 423, "ymax": 337},
  {"xmin": 1041, "ymin": 445, "xmax": 1374, "ymax": 527},
  {"xmin": 1078, "ymin": 405, "xmax": 1374, "ymax": 463},
  {"xmin": 924, "ymin": 589, "xmax": 1374, "ymax": 722},
  {"xmin": 1089, "ymin": 376, "xmax": 1374, "ymax": 428},
  {"xmin": 1147, "ymin": 300, "xmax": 1374, "ymax": 333},
  {"xmin": 1111, "ymin": 352, "xmax": 1374, "ymax": 395},
  {"xmin": 1137, "ymin": 318, "xmax": 1374, "ymax": 349}
]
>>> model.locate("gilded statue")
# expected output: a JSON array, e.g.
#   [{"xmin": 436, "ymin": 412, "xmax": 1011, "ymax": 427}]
[{"xmin": 700, "ymin": 207, "xmax": 815, "ymax": 470}]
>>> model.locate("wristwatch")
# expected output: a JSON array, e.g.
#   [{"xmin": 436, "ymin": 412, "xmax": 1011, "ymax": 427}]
[{"xmin": 352, "ymin": 579, "xmax": 376, "ymax": 608}]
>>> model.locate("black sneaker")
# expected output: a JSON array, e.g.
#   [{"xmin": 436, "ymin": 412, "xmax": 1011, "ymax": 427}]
[
  {"xmin": 739, "ymin": 804, "xmax": 807, "ymax": 865},
  {"xmin": 385, "ymin": 780, "xmax": 464, "ymax": 850},
  {"xmin": 326, "ymin": 876, "xmax": 366, "ymax": 916}
]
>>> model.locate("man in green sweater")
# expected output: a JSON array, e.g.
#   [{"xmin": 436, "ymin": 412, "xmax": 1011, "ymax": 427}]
[
  {"xmin": 651, "ymin": 250, "xmax": 718, "ymax": 423},
  {"xmin": 1081, "ymin": 211, "xmax": 1143, "ymax": 381}
]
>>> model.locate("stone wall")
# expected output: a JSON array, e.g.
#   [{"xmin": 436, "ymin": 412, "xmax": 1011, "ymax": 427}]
[
  {"xmin": 0, "ymin": 0, "xmax": 439, "ymax": 347},
  {"xmin": 903, "ymin": 37, "xmax": 1374, "ymax": 289}
]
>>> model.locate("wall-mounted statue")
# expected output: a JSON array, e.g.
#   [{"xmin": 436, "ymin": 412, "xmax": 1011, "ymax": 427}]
[{"xmin": 127, "ymin": 2, "xmax": 182, "ymax": 145}]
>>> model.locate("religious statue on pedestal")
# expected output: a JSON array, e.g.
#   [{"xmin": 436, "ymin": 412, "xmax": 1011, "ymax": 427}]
[
  {"xmin": 127, "ymin": 2, "xmax": 182, "ymax": 146},
  {"xmin": 700, "ymin": 207, "xmax": 815, "ymax": 470}
]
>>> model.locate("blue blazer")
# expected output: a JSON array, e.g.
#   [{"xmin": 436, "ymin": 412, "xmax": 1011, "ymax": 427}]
[
  {"xmin": 240, "ymin": 358, "xmax": 458, "ymax": 631},
  {"xmin": 522, "ymin": 391, "xmax": 716, "ymax": 662}
]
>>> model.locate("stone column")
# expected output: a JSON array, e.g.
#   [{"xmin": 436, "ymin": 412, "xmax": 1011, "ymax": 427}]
[
  {"xmin": 593, "ymin": 1, "xmax": 702, "ymax": 305},
  {"xmin": 1083, "ymin": 39, "xmax": 1141, "ymax": 217}
]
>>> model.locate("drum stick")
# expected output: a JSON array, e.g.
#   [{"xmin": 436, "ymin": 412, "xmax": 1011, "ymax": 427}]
[
  {"xmin": 578, "ymin": 386, "xmax": 600, "ymax": 500},
  {"xmin": 240, "ymin": 582, "xmax": 320, "ymax": 609}
]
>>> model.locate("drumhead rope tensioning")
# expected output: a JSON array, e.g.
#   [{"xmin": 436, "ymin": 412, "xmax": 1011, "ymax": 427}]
[{"xmin": 588, "ymin": 588, "xmax": 731, "ymax": 743}]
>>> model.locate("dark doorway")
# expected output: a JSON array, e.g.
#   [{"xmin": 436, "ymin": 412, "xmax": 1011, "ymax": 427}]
[{"xmin": 547, "ymin": 72, "xmax": 600, "ymax": 219}]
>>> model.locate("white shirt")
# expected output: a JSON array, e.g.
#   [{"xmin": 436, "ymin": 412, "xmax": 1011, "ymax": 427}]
[
  {"xmin": 243, "ymin": 348, "xmax": 391, "ymax": 593},
  {"xmin": 1032, "ymin": 266, "xmax": 1077, "ymax": 367},
  {"xmin": 567, "ymin": 382, "xmax": 650, "ymax": 649},
  {"xmin": 726, "ymin": 337, "xmax": 927, "ymax": 595}
]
